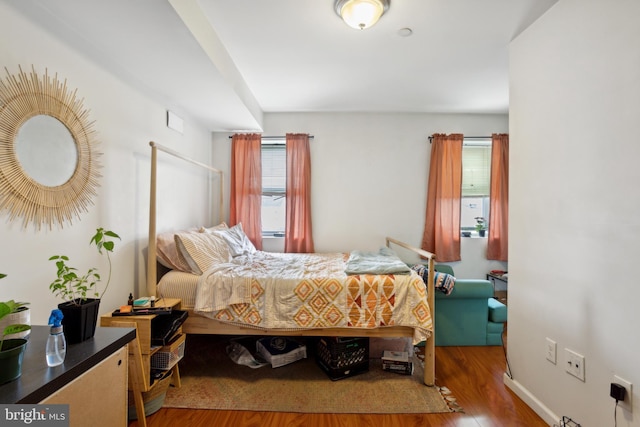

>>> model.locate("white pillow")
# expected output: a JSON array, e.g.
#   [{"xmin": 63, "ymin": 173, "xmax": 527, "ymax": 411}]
[
  {"xmin": 174, "ymin": 231, "xmax": 231, "ymax": 275},
  {"xmin": 199, "ymin": 222, "xmax": 228, "ymax": 234},
  {"xmin": 213, "ymin": 223, "xmax": 256, "ymax": 257}
]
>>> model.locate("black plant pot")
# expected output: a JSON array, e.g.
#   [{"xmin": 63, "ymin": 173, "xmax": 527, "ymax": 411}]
[
  {"xmin": 58, "ymin": 298, "xmax": 101, "ymax": 344},
  {"xmin": 0, "ymin": 338, "xmax": 28, "ymax": 384},
  {"xmin": 479, "ymin": 229, "xmax": 486, "ymax": 237}
]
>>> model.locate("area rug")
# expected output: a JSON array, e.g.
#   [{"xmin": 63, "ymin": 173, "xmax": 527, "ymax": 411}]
[{"xmin": 162, "ymin": 335, "xmax": 459, "ymax": 414}]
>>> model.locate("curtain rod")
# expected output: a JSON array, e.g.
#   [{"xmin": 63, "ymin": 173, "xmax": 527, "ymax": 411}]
[
  {"xmin": 227, "ymin": 135, "xmax": 314, "ymax": 140},
  {"xmin": 428, "ymin": 135, "xmax": 491, "ymax": 142}
]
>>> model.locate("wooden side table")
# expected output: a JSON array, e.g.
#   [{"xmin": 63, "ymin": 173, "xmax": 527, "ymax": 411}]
[
  {"xmin": 100, "ymin": 298, "xmax": 184, "ymax": 427},
  {"xmin": 486, "ymin": 273, "xmax": 508, "ymax": 304}
]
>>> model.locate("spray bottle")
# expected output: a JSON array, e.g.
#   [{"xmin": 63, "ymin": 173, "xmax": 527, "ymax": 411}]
[{"xmin": 46, "ymin": 309, "xmax": 66, "ymax": 367}]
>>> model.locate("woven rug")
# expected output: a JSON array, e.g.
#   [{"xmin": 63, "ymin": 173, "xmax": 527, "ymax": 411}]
[{"xmin": 162, "ymin": 335, "xmax": 459, "ymax": 414}]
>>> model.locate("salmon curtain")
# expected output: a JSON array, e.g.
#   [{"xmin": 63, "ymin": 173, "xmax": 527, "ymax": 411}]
[
  {"xmin": 285, "ymin": 133, "xmax": 314, "ymax": 253},
  {"xmin": 230, "ymin": 133, "xmax": 263, "ymax": 250},
  {"xmin": 487, "ymin": 133, "xmax": 509, "ymax": 261},
  {"xmin": 421, "ymin": 134, "xmax": 463, "ymax": 262}
]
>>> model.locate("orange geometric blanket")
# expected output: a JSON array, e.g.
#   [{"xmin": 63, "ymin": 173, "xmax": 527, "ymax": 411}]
[{"xmin": 193, "ymin": 251, "xmax": 432, "ymax": 343}]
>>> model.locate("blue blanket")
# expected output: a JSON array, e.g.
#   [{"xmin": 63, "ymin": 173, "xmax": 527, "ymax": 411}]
[{"xmin": 344, "ymin": 247, "xmax": 412, "ymax": 275}]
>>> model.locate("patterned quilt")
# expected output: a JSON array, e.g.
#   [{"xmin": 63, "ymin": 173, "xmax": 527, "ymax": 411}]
[{"xmin": 193, "ymin": 251, "xmax": 432, "ymax": 343}]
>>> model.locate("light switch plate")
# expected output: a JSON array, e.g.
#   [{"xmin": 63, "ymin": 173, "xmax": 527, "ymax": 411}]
[{"xmin": 545, "ymin": 338, "xmax": 556, "ymax": 364}]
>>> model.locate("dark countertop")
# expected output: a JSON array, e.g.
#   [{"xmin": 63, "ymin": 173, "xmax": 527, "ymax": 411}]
[{"xmin": 0, "ymin": 325, "xmax": 135, "ymax": 403}]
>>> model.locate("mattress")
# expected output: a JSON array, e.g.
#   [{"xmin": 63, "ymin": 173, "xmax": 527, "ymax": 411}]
[{"xmin": 157, "ymin": 270, "xmax": 199, "ymax": 309}]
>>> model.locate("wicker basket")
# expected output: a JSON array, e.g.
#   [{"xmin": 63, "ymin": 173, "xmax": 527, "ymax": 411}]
[{"xmin": 127, "ymin": 371, "xmax": 172, "ymax": 420}]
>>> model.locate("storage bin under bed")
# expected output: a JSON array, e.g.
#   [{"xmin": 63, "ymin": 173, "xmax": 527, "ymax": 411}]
[{"xmin": 315, "ymin": 337, "xmax": 369, "ymax": 380}]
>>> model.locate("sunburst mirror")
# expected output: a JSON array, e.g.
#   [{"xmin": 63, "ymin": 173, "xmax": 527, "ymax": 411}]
[{"xmin": 0, "ymin": 66, "xmax": 101, "ymax": 230}]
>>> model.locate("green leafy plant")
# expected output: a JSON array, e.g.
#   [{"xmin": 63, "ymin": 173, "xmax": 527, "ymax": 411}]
[
  {"xmin": 48, "ymin": 228, "xmax": 120, "ymax": 306},
  {"xmin": 0, "ymin": 274, "xmax": 31, "ymax": 351},
  {"xmin": 474, "ymin": 217, "xmax": 487, "ymax": 231}
]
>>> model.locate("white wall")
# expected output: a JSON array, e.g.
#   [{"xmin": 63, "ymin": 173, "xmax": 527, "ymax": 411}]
[
  {"xmin": 212, "ymin": 112, "xmax": 509, "ymax": 278},
  {"xmin": 0, "ymin": 3, "xmax": 212, "ymax": 325},
  {"xmin": 508, "ymin": 1, "xmax": 640, "ymax": 425}
]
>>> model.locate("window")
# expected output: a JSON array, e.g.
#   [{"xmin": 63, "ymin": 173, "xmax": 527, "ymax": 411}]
[
  {"xmin": 261, "ymin": 139, "xmax": 286, "ymax": 236},
  {"xmin": 461, "ymin": 141, "xmax": 491, "ymax": 233}
]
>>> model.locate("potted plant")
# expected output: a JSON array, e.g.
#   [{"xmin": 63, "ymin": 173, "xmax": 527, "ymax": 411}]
[
  {"xmin": 475, "ymin": 217, "xmax": 487, "ymax": 237},
  {"xmin": 48, "ymin": 228, "xmax": 120, "ymax": 344},
  {"xmin": 0, "ymin": 274, "xmax": 31, "ymax": 384}
]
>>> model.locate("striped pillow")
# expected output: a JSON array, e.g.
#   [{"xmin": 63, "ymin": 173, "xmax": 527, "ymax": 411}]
[
  {"xmin": 175, "ymin": 231, "xmax": 231, "ymax": 275},
  {"xmin": 157, "ymin": 227, "xmax": 200, "ymax": 272}
]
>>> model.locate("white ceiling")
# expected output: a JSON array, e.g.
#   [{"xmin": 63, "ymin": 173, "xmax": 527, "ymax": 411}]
[{"xmin": 9, "ymin": 0, "xmax": 558, "ymax": 132}]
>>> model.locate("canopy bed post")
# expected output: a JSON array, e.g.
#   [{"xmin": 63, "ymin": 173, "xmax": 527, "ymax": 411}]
[
  {"xmin": 425, "ymin": 255, "xmax": 435, "ymax": 386},
  {"xmin": 146, "ymin": 141, "xmax": 224, "ymax": 296},
  {"xmin": 385, "ymin": 237, "xmax": 436, "ymax": 387},
  {"xmin": 148, "ymin": 142, "xmax": 158, "ymax": 296}
]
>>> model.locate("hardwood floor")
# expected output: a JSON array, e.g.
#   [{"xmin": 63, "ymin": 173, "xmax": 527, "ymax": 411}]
[{"xmin": 129, "ymin": 331, "xmax": 546, "ymax": 427}]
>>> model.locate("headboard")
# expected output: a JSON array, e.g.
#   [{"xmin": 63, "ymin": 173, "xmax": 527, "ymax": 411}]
[{"xmin": 147, "ymin": 141, "xmax": 224, "ymax": 296}]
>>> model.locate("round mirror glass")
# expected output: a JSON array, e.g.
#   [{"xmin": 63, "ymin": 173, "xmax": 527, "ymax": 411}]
[{"xmin": 15, "ymin": 115, "xmax": 78, "ymax": 187}]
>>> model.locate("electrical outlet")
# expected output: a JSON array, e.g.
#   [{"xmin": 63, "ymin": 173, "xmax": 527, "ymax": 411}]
[
  {"xmin": 613, "ymin": 375, "xmax": 633, "ymax": 413},
  {"xmin": 546, "ymin": 338, "xmax": 557, "ymax": 364},
  {"xmin": 564, "ymin": 348, "xmax": 585, "ymax": 381}
]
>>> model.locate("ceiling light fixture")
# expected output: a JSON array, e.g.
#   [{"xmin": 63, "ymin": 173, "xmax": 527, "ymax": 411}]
[{"xmin": 335, "ymin": 0, "xmax": 390, "ymax": 30}]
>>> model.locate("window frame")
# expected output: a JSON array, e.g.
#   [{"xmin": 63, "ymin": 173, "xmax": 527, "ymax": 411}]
[
  {"xmin": 261, "ymin": 138, "xmax": 286, "ymax": 237},
  {"xmin": 461, "ymin": 139, "xmax": 491, "ymax": 236}
]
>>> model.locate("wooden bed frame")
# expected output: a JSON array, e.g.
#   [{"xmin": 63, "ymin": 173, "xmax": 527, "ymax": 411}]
[{"xmin": 145, "ymin": 141, "xmax": 436, "ymax": 386}]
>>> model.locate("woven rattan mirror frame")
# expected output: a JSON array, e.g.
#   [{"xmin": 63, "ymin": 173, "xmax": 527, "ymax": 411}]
[{"xmin": 0, "ymin": 66, "xmax": 101, "ymax": 230}]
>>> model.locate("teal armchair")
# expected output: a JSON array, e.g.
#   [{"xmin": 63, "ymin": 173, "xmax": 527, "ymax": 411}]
[{"xmin": 433, "ymin": 265, "xmax": 506, "ymax": 346}]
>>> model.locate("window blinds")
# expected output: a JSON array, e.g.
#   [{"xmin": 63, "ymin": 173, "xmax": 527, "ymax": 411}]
[
  {"xmin": 261, "ymin": 143, "xmax": 286, "ymax": 195},
  {"xmin": 461, "ymin": 144, "xmax": 491, "ymax": 197}
]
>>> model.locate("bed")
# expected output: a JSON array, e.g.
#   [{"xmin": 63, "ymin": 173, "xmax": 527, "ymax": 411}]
[{"xmin": 145, "ymin": 141, "xmax": 436, "ymax": 386}]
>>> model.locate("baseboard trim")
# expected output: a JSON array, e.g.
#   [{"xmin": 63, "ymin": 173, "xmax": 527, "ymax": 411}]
[{"xmin": 503, "ymin": 373, "xmax": 558, "ymax": 425}]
